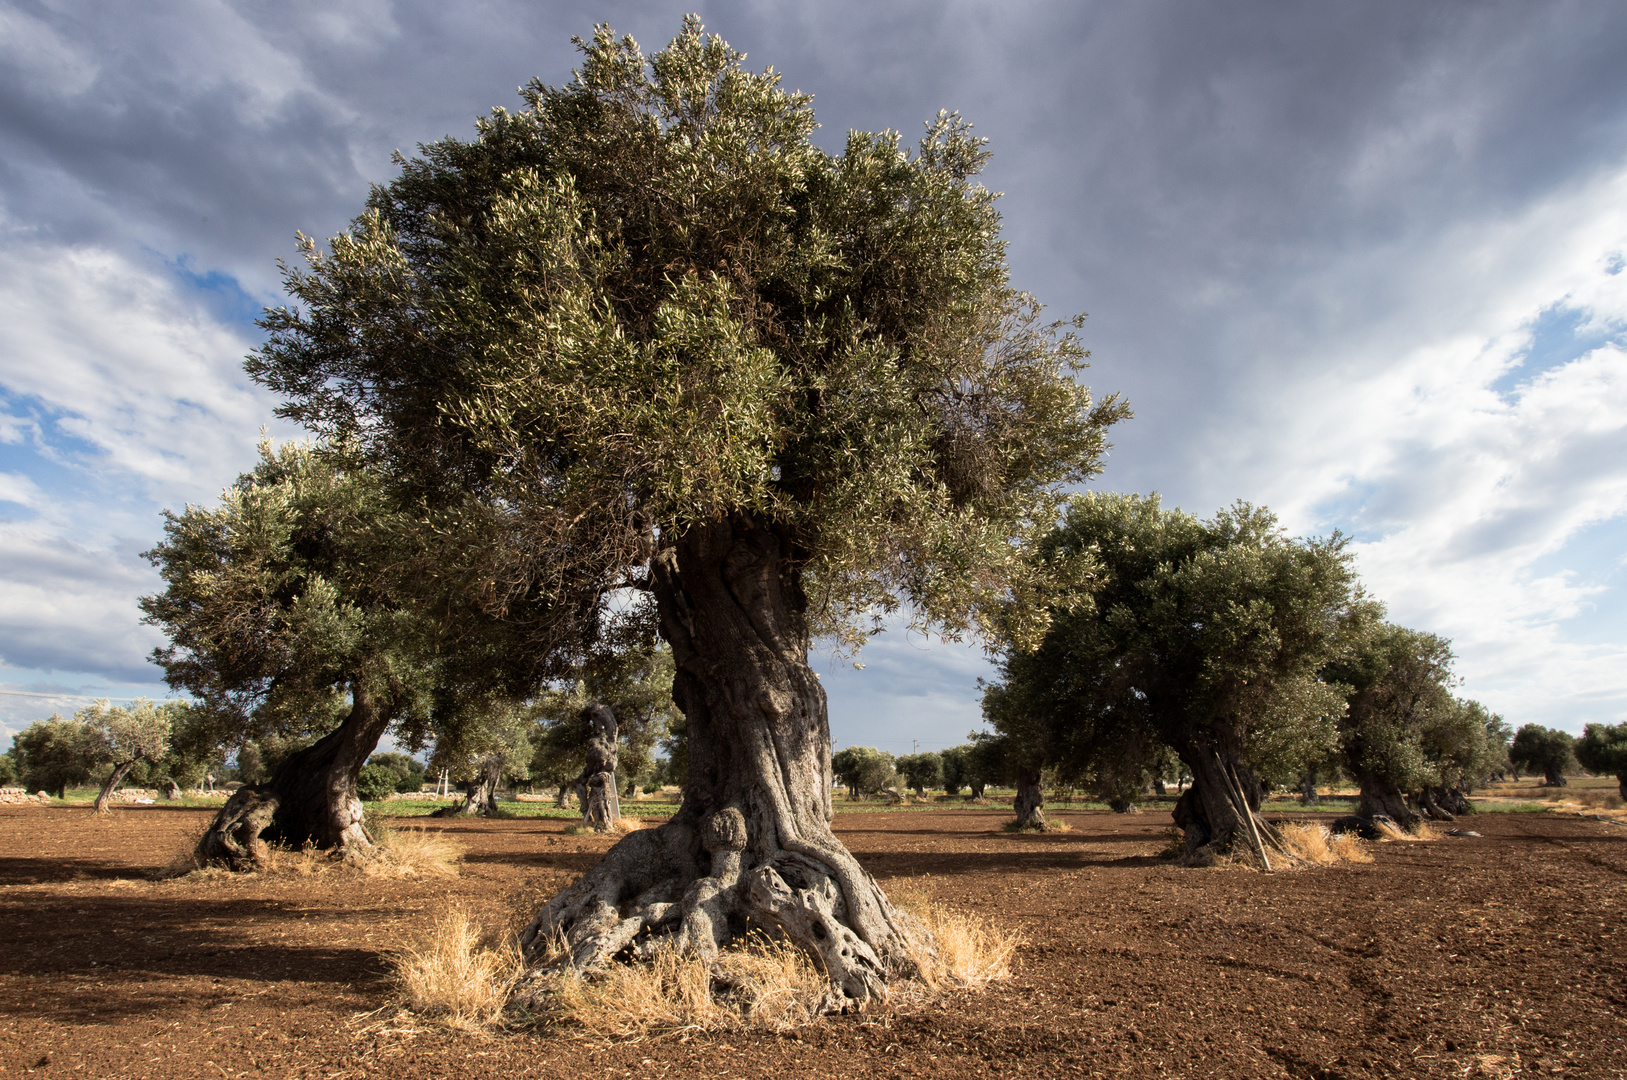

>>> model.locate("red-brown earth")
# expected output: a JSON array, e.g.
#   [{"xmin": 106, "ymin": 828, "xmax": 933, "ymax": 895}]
[{"xmin": 0, "ymin": 804, "xmax": 1622, "ymax": 1079}]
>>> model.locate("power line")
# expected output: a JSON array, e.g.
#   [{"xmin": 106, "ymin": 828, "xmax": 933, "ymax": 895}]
[{"xmin": 0, "ymin": 689, "xmax": 170, "ymax": 702}]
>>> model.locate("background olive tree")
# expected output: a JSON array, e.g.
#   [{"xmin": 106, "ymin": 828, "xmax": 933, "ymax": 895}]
[
  {"xmin": 982, "ymin": 493, "xmax": 1357, "ymax": 860},
  {"xmin": 1510, "ymin": 724, "xmax": 1577, "ymax": 787},
  {"xmin": 1576, "ymin": 722, "xmax": 1627, "ymax": 799}
]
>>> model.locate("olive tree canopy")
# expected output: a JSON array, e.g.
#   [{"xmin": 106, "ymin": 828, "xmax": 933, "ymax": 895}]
[{"xmin": 245, "ymin": 18, "xmax": 1126, "ymax": 1006}]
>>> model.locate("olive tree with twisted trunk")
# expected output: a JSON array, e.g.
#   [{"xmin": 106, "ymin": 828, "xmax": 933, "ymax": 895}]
[
  {"xmin": 140, "ymin": 442, "xmax": 431, "ymax": 868},
  {"xmin": 245, "ymin": 19, "xmax": 1125, "ymax": 1007}
]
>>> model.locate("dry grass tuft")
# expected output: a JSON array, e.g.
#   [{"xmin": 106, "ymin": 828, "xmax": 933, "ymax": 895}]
[
  {"xmin": 1375, "ymin": 818, "xmax": 1438, "ymax": 842},
  {"xmin": 369, "ymin": 826, "xmax": 463, "ymax": 878},
  {"xmin": 1573, "ymin": 789, "xmax": 1625, "ymax": 810},
  {"xmin": 1277, "ymin": 822, "xmax": 1373, "ymax": 865},
  {"xmin": 543, "ymin": 936, "xmax": 827, "ymax": 1037},
  {"xmin": 527, "ymin": 890, "xmax": 1016, "ymax": 1037},
  {"xmin": 1001, "ymin": 818, "xmax": 1071, "ymax": 834},
  {"xmin": 1326, "ymin": 830, "xmax": 1374, "ymax": 863},
  {"xmin": 390, "ymin": 906, "xmax": 521, "ymax": 1031},
  {"xmin": 893, "ymin": 893, "xmax": 1019, "ymax": 991},
  {"xmin": 268, "ymin": 842, "xmax": 329, "ymax": 876}
]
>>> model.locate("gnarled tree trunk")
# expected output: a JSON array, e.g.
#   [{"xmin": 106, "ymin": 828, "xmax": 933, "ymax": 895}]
[
  {"xmin": 1012, "ymin": 768, "xmax": 1045, "ymax": 828},
  {"xmin": 1357, "ymin": 772, "xmax": 1421, "ymax": 832},
  {"xmin": 442, "ymin": 755, "xmax": 504, "ymax": 817},
  {"xmin": 515, "ymin": 516, "xmax": 925, "ymax": 1011},
  {"xmin": 1415, "ymin": 786, "xmax": 1462, "ymax": 821},
  {"xmin": 573, "ymin": 704, "xmax": 620, "ymax": 831},
  {"xmin": 1172, "ymin": 747, "xmax": 1283, "ymax": 865},
  {"xmin": 195, "ymin": 685, "xmax": 390, "ymax": 870},
  {"xmin": 93, "ymin": 761, "xmax": 137, "ymax": 814},
  {"xmin": 1541, "ymin": 765, "xmax": 1567, "ymax": 787}
]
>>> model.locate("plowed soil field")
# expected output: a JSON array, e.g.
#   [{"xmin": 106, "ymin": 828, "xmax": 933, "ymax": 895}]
[{"xmin": 1, "ymin": 804, "xmax": 1623, "ymax": 1079}]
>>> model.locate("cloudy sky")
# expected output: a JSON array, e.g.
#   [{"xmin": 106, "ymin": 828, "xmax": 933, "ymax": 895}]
[{"xmin": 2, "ymin": 1, "xmax": 1625, "ymax": 756}]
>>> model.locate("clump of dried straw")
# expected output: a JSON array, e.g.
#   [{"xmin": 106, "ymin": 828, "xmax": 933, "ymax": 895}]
[
  {"xmin": 894, "ymin": 891, "xmax": 1019, "ymax": 991},
  {"xmin": 542, "ymin": 936, "xmax": 829, "ymax": 1036},
  {"xmin": 1374, "ymin": 818, "xmax": 1438, "ymax": 842},
  {"xmin": 368, "ymin": 824, "xmax": 464, "ymax": 878},
  {"xmin": 389, "ymin": 906, "xmax": 521, "ymax": 1031},
  {"xmin": 1276, "ymin": 822, "xmax": 1374, "ymax": 865}
]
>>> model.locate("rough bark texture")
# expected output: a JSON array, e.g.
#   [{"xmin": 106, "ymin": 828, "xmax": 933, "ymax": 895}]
[
  {"xmin": 515, "ymin": 516, "xmax": 924, "ymax": 1011},
  {"xmin": 93, "ymin": 762, "xmax": 137, "ymax": 814},
  {"xmin": 1356, "ymin": 773, "xmax": 1421, "ymax": 832},
  {"xmin": 194, "ymin": 686, "xmax": 390, "ymax": 870},
  {"xmin": 1012, "ymin": 768, "xmax": 1046, "ymax": 828},
  {"xmin": 573, "ymin": 704, "xmax": 621, "ymax": 831},
  {"xmin": 1416, "ymin": 786, "xmax": 1469, "ymax": 821},
  {"xmin": 1541, "ymin": 766, "xmax": 1568, "ymax": 788},
  {"xmin": 1172, "ymin": 748, "xmax": 1284, "ymax": 866},
  {"xmin": 161, "ymin": 779, "xmax": 181, "ymax": 800}
]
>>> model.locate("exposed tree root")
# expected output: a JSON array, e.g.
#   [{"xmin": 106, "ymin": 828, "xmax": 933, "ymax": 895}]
[{"xmin": 511, "ymin": 809, "xmax": 922, "ymax": 1014}]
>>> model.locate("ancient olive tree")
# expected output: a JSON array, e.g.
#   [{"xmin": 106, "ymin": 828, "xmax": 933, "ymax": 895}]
[
  {"xmin": 82, "ymin": 700, "xmax": 176, "ymax": 813},
  {"xmin": 1576, "ymin": 722, "xmax": 1627, "ymax": 800},
  {"xmin": 246, "ymin": 19, "xmax": 1124, "ymax": 1005},
  {"xmin": 366, "ymin": 751, "xmax": 428, "ymax": 793},
  {"xmin": 141, "ymin": 442, "xmax": 432, "ymax": 867},
  {"xmin": 1322, "ymin": 620, "xmax": 1456, "ymax": 830},
  {"xmin": 1413, "ymin": 697, "xmax": 1506, "ymax": 818},
  {"xmin": 526, "ymin": 639, "xmax": 681, "ymax": 816},
  {"xmin": 428, "ymin": 697, "xmax": 534, "ymax": 817},
  {"xmin": 986, "ymin": 493, "xmax": 1356, "ymax": 861},
  {"xmin": 1510, "ymin": 724, "xmax": 1576, "ymax": 787}
]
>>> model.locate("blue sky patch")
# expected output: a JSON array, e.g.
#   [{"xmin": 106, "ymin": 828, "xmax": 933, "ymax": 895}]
[
  {"xmin": 1493, "ymin": 301, "xmax": 1626, "ymax": 397},
  {"xmin": 165, "ymin": 254, "xmax": 267, "ymax": 329}
]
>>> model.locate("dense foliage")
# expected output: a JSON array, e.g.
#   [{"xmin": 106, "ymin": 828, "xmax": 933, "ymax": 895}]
[
  {"xmin": 982, "ymin": 493, "xmax": 1359, "ymax": 847},
  {"xmin": 140, "ymin": 441, "xmax": 430, "ymax": 757},
  {"xmin": 245, "ymin": 17, "xmax": 1128, "ymax": 667},
  {"xmin": 1510, "ymin": 724, "xmax": 1577, "ymax": 787},
  {"xmin": 1575, "ymin": 722, "xmax": 1627, "ymax": 798}
]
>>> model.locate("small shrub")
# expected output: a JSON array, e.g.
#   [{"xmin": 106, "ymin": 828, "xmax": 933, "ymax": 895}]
[
  {"xmin": 356, "ymin": 765, "xmax": 398, "ymax": 802},
  {"xmin": 1001, "ymin": 818, "xmax": 1070, "ymax": 833},
  {"xmin": 390, "ymin": 906, "xmax": 520, "ymax": 1031},
  {"xmin": 1155, "ymin": 827, "xmax": 1186, "ymax": 860}
]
